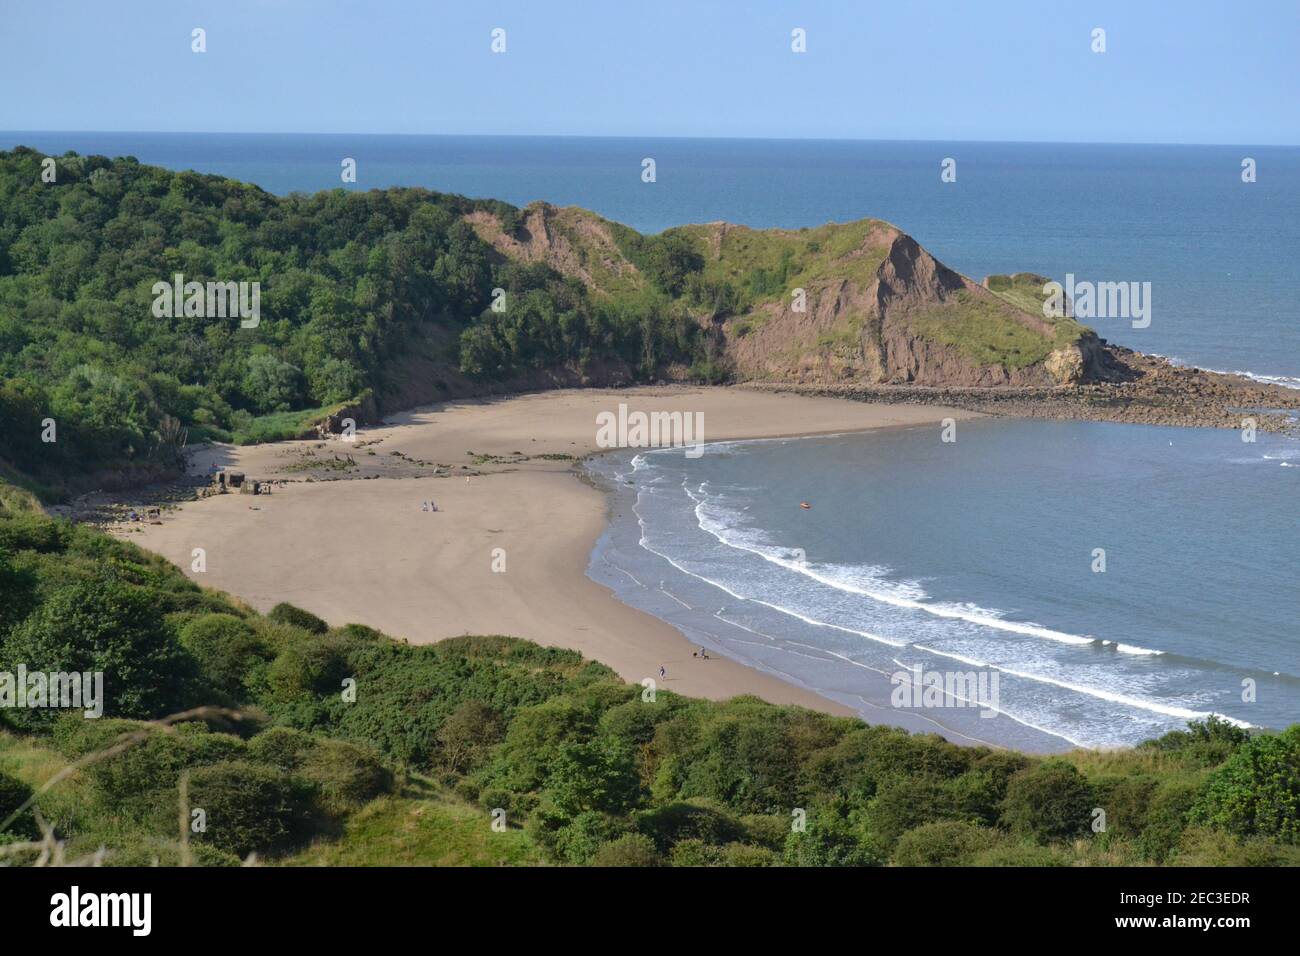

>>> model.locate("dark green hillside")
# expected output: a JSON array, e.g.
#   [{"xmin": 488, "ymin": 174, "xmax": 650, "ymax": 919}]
[{"xmin": 0, "ymin": 147, "xmax": 707, "ymax": 496}]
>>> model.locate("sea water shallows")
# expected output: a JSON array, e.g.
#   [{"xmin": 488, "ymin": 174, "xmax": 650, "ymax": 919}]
[{"xmin": 587, "ymin": 419, "xmax": 1299, "ymax": 751}]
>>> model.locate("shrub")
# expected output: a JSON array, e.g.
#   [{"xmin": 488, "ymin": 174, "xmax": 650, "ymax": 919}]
[
  {"xmin": 740, "ymin": 813, "xmax": 790, "ymax": 850},
  {"xmin": 265, "ymin": 634, "xmax": 351, "ymax": 701},
  {"xmin": 893, "ymin": 821, "xmax": 1001, "ymax": 866},
  {"xmin": 85, "ymin": 727, "xmax": 246, "ymax": 809},
  {"xmin": 188, "ymin": 759, "xmax": 314, "ymax": 857},
  {"xmin": 1170, "ymin": 826, "xmax": 1300, "ymax": 866},
  {"xmin": 547, "ymin": 810, "xmax": 628, "ymax": 865},
  {"xmin": 0, "ymin": 769, "xmax": 35, "ymax": 837},
  {"xmin": 247, "ymin": 726, "xmax": 319, "ymax": 771},
  {"xmin": 1136, "ymin": 780, "xmax": 1200, "ymax": 862},
  {"xmin": 178, "ymin": 613, "xmax": 270, "ymax": 696},
  {"xmin": 1000, "ymin": 761, "xmax": 1094, "ymax": 843},
  {"xmin": 718, "ymin": 843, "xmax": 778, "ymax": 867},
  {"xmin": 864, "ymin": 776, "xmax": 963, "ymax": 848},
  {"xmin": 669, "ymin": 838, "xmax": 724, "ymax": 867},
  {"xmin": 543, "ymin": 740, "xmax": 641, "ymax": 817},
  {"xmin": 267, "ymin": 602, "xmax": 328, "ymax": 635},
  {"xmin": 783, "ymin": 801, "xmax": 881, "ymax": 867},
  {"xmin": 1193, "ymin": 726, "xmax": 1300, "ymax": 843},
  {"xmin": 298, "ymin": 738, "xmax": 392, "ymax": 814},
  {"xmin": 591, "ymin": 832, "xmax": 662, "ymax": 867},
  {"xmin": 436, "ymin": 701, "xmax": 505, "ymax": 773},
  {"xmin": 634, "ymin": 801, "xmax": 747, "ymax": 853},
  {"xmin": 0, "ymin": 578, "xmax": 199, "ymax": 725},
  {"xmin": 1141, "ymin": 717, "xmax": 1250, "ymax": 769}
]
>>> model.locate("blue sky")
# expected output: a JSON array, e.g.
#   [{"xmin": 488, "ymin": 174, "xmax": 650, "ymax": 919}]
[{"xmin": 2, "ymin": 0, "xmax": 1296, "ymax": 144}]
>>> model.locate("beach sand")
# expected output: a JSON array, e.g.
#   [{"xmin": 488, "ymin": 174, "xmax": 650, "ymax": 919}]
[{"xmin": 123, "ymin": 387, "xmax": 978, "ymax": 717}]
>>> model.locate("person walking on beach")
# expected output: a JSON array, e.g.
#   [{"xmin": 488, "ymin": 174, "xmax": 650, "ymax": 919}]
[{"xmin": 659, "ymin": 665, "xmax": 666, "ymax": 681}]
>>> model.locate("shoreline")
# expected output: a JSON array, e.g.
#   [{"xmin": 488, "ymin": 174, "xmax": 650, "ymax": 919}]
[{"xmin": 106, "ymin": 387, "xmax": 985, "ymax": 728}]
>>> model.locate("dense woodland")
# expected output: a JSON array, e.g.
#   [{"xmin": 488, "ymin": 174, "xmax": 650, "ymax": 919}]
[
  {"xmin": 0, "ymin": 147, "xmax": 711, "ymax": 496},
  {"xmin": 2, "ymin": 486, "xmax": 1297, "ymax": 866}
]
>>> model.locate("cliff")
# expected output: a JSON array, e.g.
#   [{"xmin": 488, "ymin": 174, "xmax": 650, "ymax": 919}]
[{"xmin": 465, "ymin": 203, "xmax": 1105, "ymax": 389}]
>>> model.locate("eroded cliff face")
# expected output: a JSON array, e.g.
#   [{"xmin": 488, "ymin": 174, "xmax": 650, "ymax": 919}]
[
  {"xmin": 466, "ymin": 204, "xmax": 1105, "ymax": 389},
  {"xmin": 723, "ymin": 229, "xmax": 1103, "ymax": 387}
]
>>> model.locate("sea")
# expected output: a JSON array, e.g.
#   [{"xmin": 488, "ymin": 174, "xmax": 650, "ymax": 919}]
[{"xmin": 6, "ymin": 132, "xmax": 1297, "ymax": 748}]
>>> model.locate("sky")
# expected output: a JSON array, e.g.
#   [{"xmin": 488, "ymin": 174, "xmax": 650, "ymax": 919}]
[{"xmin": 2, "ymin": 0, "xmax": 1297, "ymax": 144}]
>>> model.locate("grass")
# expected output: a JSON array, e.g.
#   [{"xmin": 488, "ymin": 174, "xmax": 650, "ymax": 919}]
[
  {"xmin": 674, "ymin": 218, "xmax": 895, "ymax": 309},
  {"xmin": 231, "ymin": 405, "xmax": 335, "ymax": 445},
  {"xmin": 3, "ymin": 729, "xmax": 548, "ymax": 868},
  {"xmin": 281, "ymin": 791, "xmax": 548, "ymax": 867},
  {"xmin": 986, "ymin": 273, "xmax": 1054, "ymax": 317},
  {"xmin": 908, "ymin": 290, "xmax": 1086, "ymax": 370}
]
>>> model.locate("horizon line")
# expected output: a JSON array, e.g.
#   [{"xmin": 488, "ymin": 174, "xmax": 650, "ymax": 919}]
[{"xmin": 3, "ymin": 130, "xmax": 1298, "ymax": 150}]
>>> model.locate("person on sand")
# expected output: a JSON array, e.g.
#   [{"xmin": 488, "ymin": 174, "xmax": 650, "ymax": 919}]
[{"xmin": 659, "ymin": 665, "xmax": 666, "ymax": 680}]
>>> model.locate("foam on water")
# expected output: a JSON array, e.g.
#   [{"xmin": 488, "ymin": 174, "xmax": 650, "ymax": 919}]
[{"xmin": 595, "ymin": 420, "xmax": 1299, "ymax": 749}]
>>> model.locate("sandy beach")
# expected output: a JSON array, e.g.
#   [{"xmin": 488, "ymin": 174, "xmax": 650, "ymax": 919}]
[{"xmin": 119, "ymin": 387, "xmax": 977, "ymax": 716}]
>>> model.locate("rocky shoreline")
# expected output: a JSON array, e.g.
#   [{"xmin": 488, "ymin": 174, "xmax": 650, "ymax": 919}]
[{"xmin": 743, "ymin": 346, "xmax": 1300, "ymax": 433}]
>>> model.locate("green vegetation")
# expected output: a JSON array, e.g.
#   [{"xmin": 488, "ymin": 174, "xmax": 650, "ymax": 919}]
[
  {"xmin": 908, "ymin": 289, "xmax": 1084, "ymax": 369},
  {"xmin": 614, "ymin": 219, "xmax": 893, "ymax": 323},
  {"xmin": 0, "ymin": 148, "xmax": 709, "ymax": 497},
  {"xmin": 2, "ymin": 482, "xmax": 1297, "ymax": 867},
  {"xmin": 985, "ymin": 272, "xmax": 1056, "ymax": 316}
]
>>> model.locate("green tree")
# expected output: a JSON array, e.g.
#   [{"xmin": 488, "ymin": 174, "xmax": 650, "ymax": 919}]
[
  {"xmin": 0, "ymin": 578, "xmax": 197, "ymax": 726},
  {"xmin": 1000, "ymin": 760, "xmax": 1094, "ymax": 843},
  {"xmin": 1193, "ymin": 726, "xmax": 1300, "ymax": 843}
]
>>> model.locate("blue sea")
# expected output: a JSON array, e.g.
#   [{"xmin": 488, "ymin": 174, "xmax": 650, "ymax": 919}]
[{"xmin": 7, "ymin": 132, "xmax": 1297, "ymax": 748}]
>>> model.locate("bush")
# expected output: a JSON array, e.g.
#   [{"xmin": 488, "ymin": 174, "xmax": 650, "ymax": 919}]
[
  {"xmin": 718, "ymin": 843, "xmax": 778, "ymax": 867},
  {"xmin": 85, "ymin": 726, "xmax": 247, "ymax": 810},
  {"xmin": 188, "ymin": 760, "xmax": 314, "ymax": 857},
  {"xmin": 1000, "ymin": 761, "xmax": 1094, "ymax": 843},
  {"xmin": 591, "ymin": 832, "xmax": 662, "ymax": 867},
  {"xmin": 178, "ymin": 613, "xmax": 270, "ymax": 696},
  {"xmin": 635, "ymin": 801, "xmax": 747, "ymax": 853},
  {"xmin": 265, "ymin": 634, "xmax": 351, "ymax": 701},
  {"xmin": 864, "ymin": 776, "xmax": 962, "ymax": 848},
  {"xmin": 892, "ymin": 821, "xmax": 1001, "ymax": 866},
  {"xmin": 1136, "ymin": 780, "xmax": 1199, "ymax": 862},
  {"xmin": 783, "ymin": 802, "xmax": 881, "ymax": 867},
  {"xmin": 1170, "ymin": 826, "xmax": 1300, "ymax": 866},
  {"xmin": 1141, "ymin": 717, "xmax": 1250, "ymax": 768},
  {"xmin": 0, "ymin": 769, "xmax": 35, "ymax": 837},
  {"xmin": 1193, "ymin": 726, "xmax": 1300, "ymax": 843},
  {"xmin": 246, "ymin": 726, "xmax": 319, "ymax": 771},
  {"xmin": 0, "ymin": 578, "xmax": 198, "ymax": 725},
  {"xmin": 740, "ymin": 813, "xmax": 790, "ymax": 851},
  {"xmin": 267, "ymin": 603, "xmax": 328, "ymax": 635},
  {"xmin": 436, "ymin": 701, "xmax": 505, "ymax": 773},
  {"xmin": 547, "ymin": 810, "xmax": 629, "ymax": 865},
  {"xmin": 669, "ymin": 838, "xmax": 724, "ymax": 867},
  {"xmin": 298, "ymin": 738, "xmax": 392, "ymax": 814}
]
